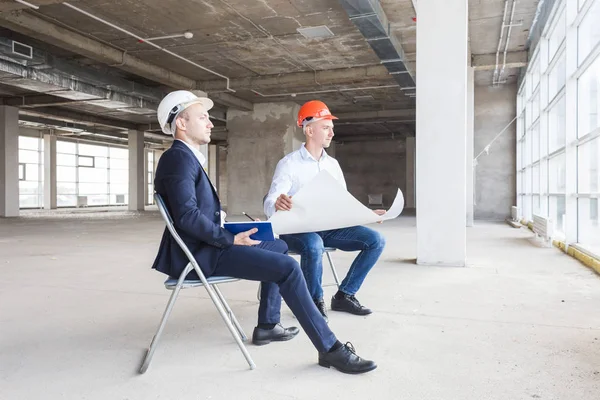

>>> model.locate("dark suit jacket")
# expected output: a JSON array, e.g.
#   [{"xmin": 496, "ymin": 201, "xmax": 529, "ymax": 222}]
[{"xmin": 151, "ymin": 140, "xmax": 234, "ymax": 279}]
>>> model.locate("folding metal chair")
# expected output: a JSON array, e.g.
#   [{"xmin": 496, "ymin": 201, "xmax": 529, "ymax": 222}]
[
  {"xmin": 256, "ymin": 247, "xmax": 341, "ymax": 301},
  {"xmin": 139, "ymin": 193, "xmax": 255, "ymax": 374}
]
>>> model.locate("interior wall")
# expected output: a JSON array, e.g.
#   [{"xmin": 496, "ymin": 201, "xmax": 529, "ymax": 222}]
[
  {"xmin": 474, "ymin": 83, "xmax": 518, "ymax": 220},
  {"xmin": 335, "ymin": 139, "xmax": 406, "ymax": 209}
]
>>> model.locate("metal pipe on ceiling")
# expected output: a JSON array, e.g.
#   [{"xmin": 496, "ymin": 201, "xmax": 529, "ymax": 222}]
[
  {"xmin": 493, "ymin": 0, "xmax": 519, "ymax": 86},
  {"xmin": 500, "ymin": 0, "xmax": 519, "ymax": 83},
  {"xmin": 60, "ymin": 2, "xmax": 236, "ymax": 93},
  {"xmin": 493, "ymin": 0, "xmax": 510, "ymax": 85},
  {"xmin": 14, "ymin": 0, "xmax": 39, "ymax": 9},
  {"xmin": 251, "ymin": 84, "xmax": 401, "ymax": 98}
]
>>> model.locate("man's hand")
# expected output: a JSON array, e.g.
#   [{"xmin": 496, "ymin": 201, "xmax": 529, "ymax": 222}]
[
  {"xmin": 373, "ymin": 209, "xmax": 386, "ymax": 223},
  {"xmin": 275, "ymin": 194, "xmax": 293, "ymax": 211},
  {"xmin": 234, "ymin": 228, "xmax": 261, "ymax": 246}
]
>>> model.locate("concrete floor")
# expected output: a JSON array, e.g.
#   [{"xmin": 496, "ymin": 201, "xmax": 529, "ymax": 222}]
[{"xmin": 1, "ymin": 211, "xmax": 599, "ymax": 400}]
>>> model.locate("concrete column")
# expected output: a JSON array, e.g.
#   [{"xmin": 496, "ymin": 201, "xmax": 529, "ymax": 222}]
[
  {"xmin": 0, "ymin": 106, "xmax": 19, "ymax": 217},
  {"xmin": 199, "ymin": 144, "xmax": 208, "ymax": 170},
  {"xmin": 153, "ymin": 150, "xmax": 163, "ymax": 177},
  {"xmin": 406, "ymin": 136, "xmax": 415, "ymax": 209},
  {"xmin": 208, "ymin": 144, "xmax": 220, "ymax": 192},
  {"xmin": 219, "ymin": 145, "xmax": 228, "ymax": 209},
  {"xmin": 43, "ymin": 133, "xmax": 57, "ymax": 209},
  {"xmin": 226, "ymin": 102, "xmax": 302, "ymax": 216},
  {"xmin": 128, "ymin": 130, "xmax": 145, "ymax": 211},
  {"xmin": 466, "ymin": 66, "xmax": 475, "ymax": 226},
  {"xmin": 416, "ymin": 0, "xmax": 467, "ymax": 266},
  {"xmin": 143, "ymin": 149, "xmax": 149, "ymax": 205}
]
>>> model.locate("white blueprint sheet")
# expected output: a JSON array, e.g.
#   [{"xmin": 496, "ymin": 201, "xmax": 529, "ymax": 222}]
[{"xmin": 268, "ymin": 170, "xmax": 405, "ymax": 235}]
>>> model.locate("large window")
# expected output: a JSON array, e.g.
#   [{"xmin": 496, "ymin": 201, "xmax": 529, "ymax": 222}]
[
  {"xmin": 18, "ymin": 136, "xmax": 43, "ymax": 208},
  {"xmin": 548, "ymin": 10, "xmax": 566, "ymax": 61},
  {"xmin": 109, "ymin": 147, "xmax": 128, "ymax": 205},
  {"xmin": 57, "ymin": 140, "xmax": 129, "ymax": 207},
  {"xmin": 548, "ymin": 53, "xmax": 566, "ymax": 102},
  {"xmin": 578, "ymin": 0, "xmax": 600, "ymax": 65},
  {"xmin": 578, "ymin": 56, "xmax": 600, "ymax": 138},
  {"xmin": 57, "ymin": 140, "xmax": 77, "ymax": 207},
  {"xmin": 517, "ymin": 0, "xmax": 600, "ymax": 253},
  {"xmin": 578, "ymin": 138, "xmax": 600, "ymax": 252},
  {"xmin": 549, "ymin": 95, "xmax": 567, "ymax": 152}
]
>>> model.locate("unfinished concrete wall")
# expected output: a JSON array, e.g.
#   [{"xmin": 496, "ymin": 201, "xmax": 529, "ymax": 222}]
[
  {"xmin": 226, "ymin": 102, "xmax": 302, "ymax": 216},
  {"xmin": 336, "ymin": 139, "xmax": 406, "ymax": 209},
  {"xmin": 474, "ymin": 84, "xmax": 517, "ymax": 220}
]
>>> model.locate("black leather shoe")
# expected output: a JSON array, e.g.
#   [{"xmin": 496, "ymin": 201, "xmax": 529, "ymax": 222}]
[
  {"xmin": 331, "ymin": 293, "xmax": 372, "ymax": 315},
  {"xmin": 251, "ymin": 323, "xmax": 299, "ymax": 346},
  {"xmin": 318, "ymin": 342, "xmax": 377, "ymax": 374},
  {"xmin": 315, "ymin": 299, "xmax": 329, "ymax": 323}
]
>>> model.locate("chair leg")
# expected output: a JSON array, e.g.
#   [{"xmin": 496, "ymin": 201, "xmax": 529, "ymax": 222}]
[
  {"xmin": 213, "ymin": 284, "xmax": 248, "ymax": 341},
  {"xmin": 139, "ymin": 283, "xmax": 184, "ymax": 374},
  {"xmin": 325, "ymin": 252, "xmax": 341, "ymax": 288},
  {"xmin": 202, "ymin": 282, "xmax": 256, "ymax": 369}
]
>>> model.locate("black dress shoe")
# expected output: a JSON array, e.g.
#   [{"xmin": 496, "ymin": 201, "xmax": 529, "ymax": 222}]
[
  {"xmin": 318, "ymin": 342, "xmax": 377, "ymax": 374},
  {"xmin": 251, "ymin": 323, "xmax": 299, "ymax": 346},
  {"xmin": 331, "ymin": 293, "xmax": 372, "ymax": 315},
  {"xmin": 315, "ymin": 299, "xmax": 329, "ymax": 323}
]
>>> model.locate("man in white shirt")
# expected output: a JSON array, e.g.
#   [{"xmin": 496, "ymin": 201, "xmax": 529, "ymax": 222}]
[{"xmin": 264, "ymin": 100, "xmax": 386, "ymax": 322}]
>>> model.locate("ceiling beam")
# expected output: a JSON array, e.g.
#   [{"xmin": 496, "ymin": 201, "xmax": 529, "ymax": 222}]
[
  {"xmin": 0, "ymin": 10, "xmax": 196, "ymax": 89},
  {"xmin": 0, "ymin": 10, "xmax": 255, "ymax": 109},
  {"xmin": 4, "ymin": 95, "xmax": 92, "ymax": 108},
  {"xmin": 209, "ymin": 92, "xmax": 253, "ymax": 111},
  {"xmin": 335, "ymin": 109, "xmax": 416, "ymax": 120},
  {"xmin": 198, "ymin": 65, "xmax": 391, "ymax": 91},
  {"xmin": 18, "ymin": 107, "xmax": 138, "ymax": 130},
  {"xmin": 335, "ymin": 132, "xmax": 412, "ymax": 142},
  {"xmin": 472, "ymin": 51, "xmax": 528, "ymax": 71}
]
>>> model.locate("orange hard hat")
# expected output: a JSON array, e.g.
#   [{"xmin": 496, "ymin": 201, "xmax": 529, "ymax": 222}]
[{"xmin": 297, "ymin": 100, "xmax": 338, "ymax": 127}]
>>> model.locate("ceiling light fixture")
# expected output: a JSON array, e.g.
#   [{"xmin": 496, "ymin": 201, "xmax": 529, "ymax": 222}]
[
  {"xmin": 138, "ymin": 31, "xmax": 194, "ymax": 43},
  {"xmin": 14, "ymin": 0, "xmax": 39, "ymax": 9}
]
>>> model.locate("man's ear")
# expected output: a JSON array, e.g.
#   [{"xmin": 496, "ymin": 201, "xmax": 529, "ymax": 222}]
[
  {"xmin": 175, "ymin": 117, "xmax": 186, "ymax": 132},
  {"xmin": 304, "ymin": 125, "xmax": 312, "ymax": 138}
]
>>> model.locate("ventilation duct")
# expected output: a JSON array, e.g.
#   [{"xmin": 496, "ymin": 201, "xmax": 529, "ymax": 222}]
[{"xmin": 339, "ymin": 0, "xmax": 415, "ymax": 94}]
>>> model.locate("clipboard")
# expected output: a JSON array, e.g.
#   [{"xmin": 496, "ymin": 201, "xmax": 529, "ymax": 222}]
[{"xmin": 223, "ymin": 221, "xmax": 275, "ymax": 241}]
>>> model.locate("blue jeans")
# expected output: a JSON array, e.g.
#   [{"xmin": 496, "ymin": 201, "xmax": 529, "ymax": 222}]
[{"xmin": 280, "ymin": 226, "xmax": 386, "ymax": 302}]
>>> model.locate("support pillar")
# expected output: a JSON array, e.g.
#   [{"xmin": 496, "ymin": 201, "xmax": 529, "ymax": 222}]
[
  {"xmin": 128, "ymin": 130, "xmax": 145, "ymax": 211},
  {"xmin": 406, "ymin": 136, "xmax": 415, "ymax": 209},
  {"xmin": 208, "ymin": 144, "xmax": 220, "ymax": 192},
  {"xmin": 43, "ymin": 133, "xmax": 57, "ymax": 209},
  {"xmin": 466, "ymin": 66, "xmax": 475, "ymax": 227},
  {"xmin": 416, "ymin": 0, "xmax": 467, "ymax": 266},
  {"xmin": 0, "ymin": 106, "xmax": 19, "ymax": 217}
]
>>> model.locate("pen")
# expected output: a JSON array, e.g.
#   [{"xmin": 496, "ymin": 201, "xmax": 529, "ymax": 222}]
[{"xmin": 242, "ymin": 212, "xmax": 255, "ymax": 221}]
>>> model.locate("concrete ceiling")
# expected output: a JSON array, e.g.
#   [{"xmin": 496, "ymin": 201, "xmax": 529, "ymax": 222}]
[{"xmin": 0, "ymin": 0, "xmax": 539, "ymax": 143}]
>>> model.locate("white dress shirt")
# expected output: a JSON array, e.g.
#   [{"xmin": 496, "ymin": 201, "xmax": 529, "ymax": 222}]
[{"xmin": 264, "ymin": 143, "xmax": 346, "ymax": 217}]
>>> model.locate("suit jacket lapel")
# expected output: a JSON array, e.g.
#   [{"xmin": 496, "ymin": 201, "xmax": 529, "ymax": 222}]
[{"xmin": 172, "ymin": 141, "xmax": 219, "ymax": 199}]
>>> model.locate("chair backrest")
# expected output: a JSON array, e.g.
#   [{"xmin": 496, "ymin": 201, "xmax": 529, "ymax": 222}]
[{"xmin": 154, "ymin": 192, "xmax": 202, "ymax": 272}]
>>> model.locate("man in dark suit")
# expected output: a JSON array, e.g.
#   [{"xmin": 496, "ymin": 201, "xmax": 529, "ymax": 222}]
[{"xmin": 150, "ymin": 90, "xmax": 377, "ymax": 374}]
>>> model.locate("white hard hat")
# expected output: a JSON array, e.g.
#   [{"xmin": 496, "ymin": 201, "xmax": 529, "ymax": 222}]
[{"xmin": 157, "ymin": 90, "xmax": 214, "ymax": 135}]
